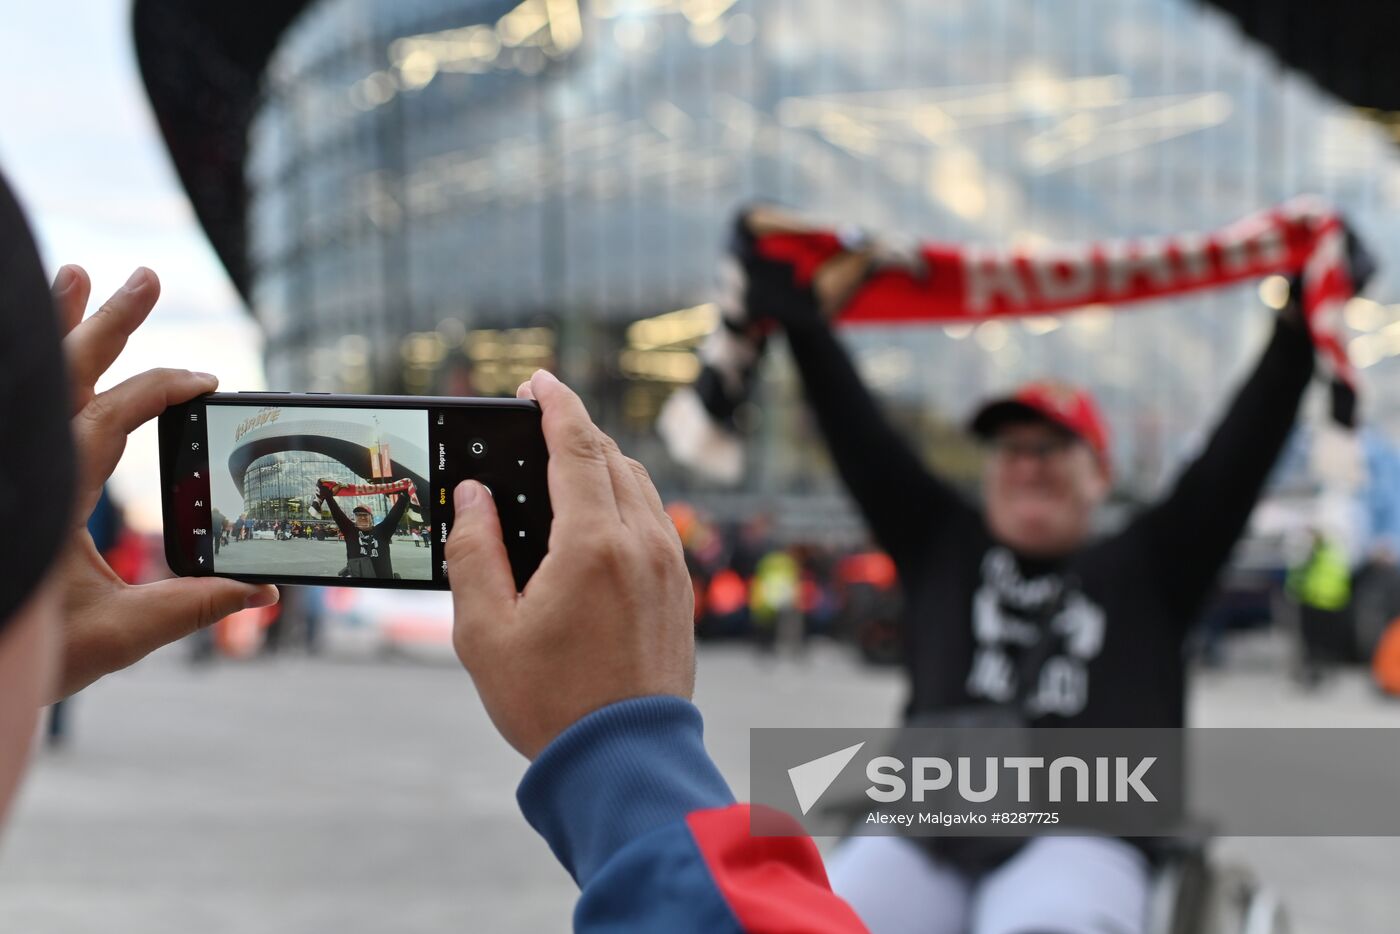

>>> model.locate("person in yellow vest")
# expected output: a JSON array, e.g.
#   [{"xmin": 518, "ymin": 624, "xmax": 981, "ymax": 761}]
[
  {"xmin": 750, "ymin": 548, "xmax": 802, "ymax": 655},
  {"xmin": 1287, "ymin": 530, "xmax": 1352, "ymax": 687}
]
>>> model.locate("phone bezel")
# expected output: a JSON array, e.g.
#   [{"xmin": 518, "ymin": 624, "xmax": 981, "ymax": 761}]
[{"xmin": 159, "ymin": 392, "xmax": 545, "ymax": 592}]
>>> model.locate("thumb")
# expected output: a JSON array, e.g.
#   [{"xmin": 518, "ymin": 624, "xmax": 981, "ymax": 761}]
[
  {"xmin": 445, "ymin": 480, "xmax": 517, "ymax": 651},
  {"xmin": 120, "ymin": 578, "xmax": 278, "ymax": 658}
]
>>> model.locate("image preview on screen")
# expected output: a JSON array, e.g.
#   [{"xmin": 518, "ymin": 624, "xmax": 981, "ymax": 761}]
[{"xmin": 204, "ymin": 404, "xmax": 433, "ymax": 581}]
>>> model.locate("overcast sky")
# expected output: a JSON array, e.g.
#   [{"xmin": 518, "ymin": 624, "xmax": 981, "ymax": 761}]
[{"xmin": 0, "ymin": 0, "xmax": 268, "ymax": 531}]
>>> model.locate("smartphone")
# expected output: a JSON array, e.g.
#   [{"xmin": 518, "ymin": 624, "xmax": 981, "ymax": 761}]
[{"xmin": 160, "ymin": 393, "xmax": 550, "ymax": 591}]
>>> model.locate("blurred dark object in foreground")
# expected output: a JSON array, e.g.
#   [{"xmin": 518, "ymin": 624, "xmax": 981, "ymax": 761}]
[
  {"xmin": 1204, "ymin": 0, "xmax": 1400, "ymax": 114},
  {"xmin": 133, "ymin": 0, "xmax": 312, "ymax": 299}
]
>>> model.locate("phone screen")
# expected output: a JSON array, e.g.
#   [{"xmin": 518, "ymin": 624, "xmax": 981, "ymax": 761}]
[{"xmin": 162, "ymin": 394, "xmax": 550, "ymax": 590}]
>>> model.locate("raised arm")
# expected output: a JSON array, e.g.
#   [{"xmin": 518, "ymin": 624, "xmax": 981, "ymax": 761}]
[
  {"xmin": 378, "ymin": 487, "xmax": 411, "ymax": 534},
  {"xmin": 317, "ymin": 483, "xmax": 353, "ymax": 535},
  {"xmin": 1131, "ymin": 309, "xmax": 1315, "ymax": 624},
  {"xmin": 446, "ymin": 370, "xmax": 872, "ymax": 933},
  {"xmin": 743, "ymin": 246, "xmax": 974, "ymax": 567}
]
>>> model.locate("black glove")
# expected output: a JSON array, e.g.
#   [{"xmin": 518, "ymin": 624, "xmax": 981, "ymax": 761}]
[
  {"xmin": 1345, "ymin": 220, "xmax": 1377, "ymax": 295},
  {"xmin": 729, "ymin": 211, "xmax": 824, "ymax": 334},
  {"xmin": 1326, "ymin": 219, "xmax": 1373, "ymax": 428}
]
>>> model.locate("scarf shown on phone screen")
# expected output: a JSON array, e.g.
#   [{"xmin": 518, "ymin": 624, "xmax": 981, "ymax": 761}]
[
  {"xmin": 314, "ymin": 478, "xmax": 423, "ymax": 524},
  {"xmin": 658, "ymin": 197, "xmax": 1373, "ymax": 483}
]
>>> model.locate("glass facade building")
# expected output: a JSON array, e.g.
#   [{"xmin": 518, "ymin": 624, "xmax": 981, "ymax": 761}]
[
  {"xmin": 245, "ymin": 0, "xmax": 1400, "ymax": 532},
  {"xmin": 209, "ymin": 404, "xmax": 432, "ymax": 529},
  {"xmin": 239, "ymin": 452, "xmax": 401, "ymax": 526}
]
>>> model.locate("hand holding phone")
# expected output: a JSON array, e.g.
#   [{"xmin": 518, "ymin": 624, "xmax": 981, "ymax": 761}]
[
  {"xmin": 447, "ymin": 371, "xmax": 694, "ymax": 760},
  {"xmin": 48, "ymin": 264, "xmax": 277, "ymax": 701}
]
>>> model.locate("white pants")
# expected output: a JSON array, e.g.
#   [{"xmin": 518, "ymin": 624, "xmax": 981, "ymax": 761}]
[{"xmin": 826, "ymin": 835, "xmax": 1150, "ymax": 934}]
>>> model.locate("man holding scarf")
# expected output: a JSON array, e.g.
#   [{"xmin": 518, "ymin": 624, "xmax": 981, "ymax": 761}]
[
  {"xmin": 733, "ymin": 213, "xmax": 1364, "ymax": 934},
  {"xmin": 316, "ymin": 480, "xmax": 413, "ymax": 579}
]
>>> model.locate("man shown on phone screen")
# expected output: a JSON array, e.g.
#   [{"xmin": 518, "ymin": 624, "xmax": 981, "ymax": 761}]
[{"xmin": 317, "ymin": 482, "xmax": 411, "ymax": 579}]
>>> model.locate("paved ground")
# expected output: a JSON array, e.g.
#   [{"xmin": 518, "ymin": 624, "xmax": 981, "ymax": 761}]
[
  {"xmin": 213, "ymin": 538, "xmax": 434, "ymax": 581},
  {"xmin": 0, "ymin": 636, "xmax": 1396, "ymax": 933}
]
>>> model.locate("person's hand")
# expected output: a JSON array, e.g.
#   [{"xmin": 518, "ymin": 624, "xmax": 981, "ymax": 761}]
[
  {"xmin": 446, "ymin": 370, "xmax": 694, "ymax": 759},
  {"xmin": 47, "ymin": 265, "xmax": 278, "ymax": 701},
  {"xmin": 730, "ymin": 210, "xmax": 823, "ymax": 333},
  {"xmin": 731, "ymin": 207, "xmax": 872, "ymax": 334}
]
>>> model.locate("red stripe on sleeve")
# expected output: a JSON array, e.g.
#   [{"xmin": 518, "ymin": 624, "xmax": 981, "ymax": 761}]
[{"xmin": 685, "ymin": 805, "xmax": 870, "ymax": 934}]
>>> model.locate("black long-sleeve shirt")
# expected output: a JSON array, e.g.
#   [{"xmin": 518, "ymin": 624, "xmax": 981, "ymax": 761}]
[
  {"xmin": 786, "ymin": 317, "xmax": 1314, "ymax": 727},
  {"xmin": 322, "ymin": 489, "xmax": 411, "ymax": 579}
]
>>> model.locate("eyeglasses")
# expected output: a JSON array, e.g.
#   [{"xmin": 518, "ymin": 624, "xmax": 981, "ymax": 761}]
[{"xmin": 987, "ymin": 434, "xmax": 1077, "ymax": 463}]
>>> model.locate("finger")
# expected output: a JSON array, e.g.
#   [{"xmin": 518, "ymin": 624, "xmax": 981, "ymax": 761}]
[
  {"xmin": 51, "ymin": 264, "xmax": 91, "ymax": 338},
  {"xmin": 516, "ymin": 379, "xmax": 535, "ymax": 401},
  {"xmin": 63, "ymin": 267, "xmax": 161, "ymax": 405},
  {"xmin": 445, "ymin": 480, "xmax": 518, "ymax": 651},
  {"xmin": 597, "ymin": 431, "xmax": 652, "ymax": 530},
  {"xmin": 72, "ymin": 368, "xmax": 216, "ymax": 517},
  {"xmin": 624, "ymin": 455, "xmax": 669, "ymax": 525},
  {"xmin": 118, "ymin": 578, "xmax": 278, "ymax": 660},
  {"xmin": 529, "ymin": 370, "xmax": 619, "ymax": 528},
  {"xmin": 623, "ymin": 454, "xmax": 684, "ymax": 553},
  {"xmin": 814, "ymin": 249, "xmax": 875, "ymax": 316}
]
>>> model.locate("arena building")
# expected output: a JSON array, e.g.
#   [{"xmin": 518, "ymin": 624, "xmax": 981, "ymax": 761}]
[{"xmin": 137, "ymin": 0, "xmax": 1400, "ymax": 536}]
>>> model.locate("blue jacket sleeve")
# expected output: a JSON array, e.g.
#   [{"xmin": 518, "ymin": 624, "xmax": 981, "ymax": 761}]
[{"xmin": 517, "ymin": 696, "xmax": 869, "ymax": 933}]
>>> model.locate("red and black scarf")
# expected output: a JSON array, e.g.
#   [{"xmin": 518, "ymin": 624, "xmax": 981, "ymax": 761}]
[
  {"xmin": 659, "ymin": 198, "xmax": 1373, "ymax": 482},
  {"xmin": 314, "ymin": 478, "xmax": 423, "ymax": 524}
]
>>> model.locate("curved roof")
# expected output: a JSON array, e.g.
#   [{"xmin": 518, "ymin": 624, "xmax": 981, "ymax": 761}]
[{"xmin": 223, "ymin": 411, "xmax": 430, "ymax": 498}]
